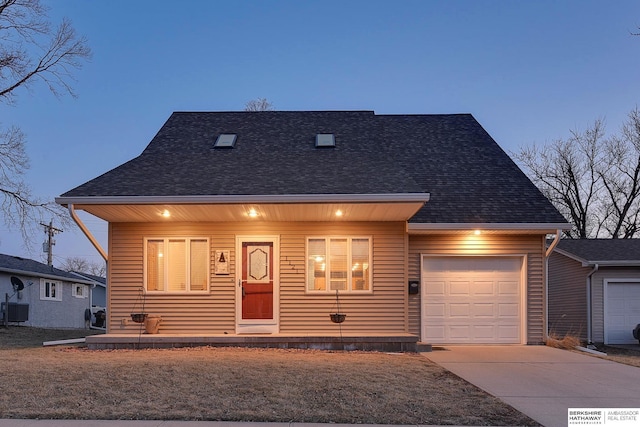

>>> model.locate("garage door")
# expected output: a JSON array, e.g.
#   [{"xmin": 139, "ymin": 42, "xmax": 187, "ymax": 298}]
[
  {"xmin": 422, "ymin": 256, "xmax": 523, "ymax": 344},
  {"xmin": 606, "ymin": 281, "xmax": 640, "ymax": 344}
]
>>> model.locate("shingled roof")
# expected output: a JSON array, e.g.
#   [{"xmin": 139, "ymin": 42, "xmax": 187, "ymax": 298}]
[
  {"xmin": 0, "ymin": 253, "xmax": 94, "ymax": 284},
  {"xmin": 59, "ymin": 110, "xmax": 567, "ymax": 225},
  {"xmin": 554, "ymin": 239, "xmax": 640, "ymax": 264}
]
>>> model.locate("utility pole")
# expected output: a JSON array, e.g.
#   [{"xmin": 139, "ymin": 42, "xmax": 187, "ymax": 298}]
[{"xmin": 41, "ymin": 220, "xmax": 63, "ymax": 266}]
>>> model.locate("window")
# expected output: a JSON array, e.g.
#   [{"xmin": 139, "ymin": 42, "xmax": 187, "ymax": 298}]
[
  {"xmin": 214, "ymin": 133, "xmax": 237, "ymax": 148},
  {"xmin": 72, "ymin": 284, "xmax": 87, "ymax": 298},
  {"xmin": 307, "ymin": 237, "xmax": 371, "ymax": 293},
  {"xmin": 145, "ymin": 237, "xmax": 209, "ymax": 292},
  {"xmin": 40, "ymin": 279, "xmax": 62, "ymax": 301},
  {"xmin": 315, "ymin": 133, "xmax": 335, "ymax": 147}
]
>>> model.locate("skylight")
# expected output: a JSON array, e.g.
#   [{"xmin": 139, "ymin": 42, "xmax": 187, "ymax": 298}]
[
  {"xmin": 214, "ymin": 134, "xmax": 237, "ymax": 148},
  {"xmin": 315, "ymin": 134, "xmax": 335, "ymax": 148}
]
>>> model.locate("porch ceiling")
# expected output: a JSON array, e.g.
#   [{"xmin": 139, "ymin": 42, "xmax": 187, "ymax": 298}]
[{"xmin": 69, "ymin": 201, "xmax": 426, "ymax": 222}]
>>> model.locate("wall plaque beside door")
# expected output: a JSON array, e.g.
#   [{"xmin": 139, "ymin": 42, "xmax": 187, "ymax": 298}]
[{"xmin": 215, "ymin": 250, "xmax": 230, "ymax": 275}]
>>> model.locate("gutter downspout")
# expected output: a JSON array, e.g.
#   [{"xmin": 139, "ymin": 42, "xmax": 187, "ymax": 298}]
[
  {"xmin": 68, "ymin": 204, "xmax": 108, "ymax": 262},
  {"xmin": 544, "ymin": 230, "xmax": 562, "ymax": 343},
  {"xmin": 586, "ymin": 263, "xmax": 599, "ymax": 345},
  {"xmin": 545, "ymin": 229, "xmax": 562, "ymax": 258}
]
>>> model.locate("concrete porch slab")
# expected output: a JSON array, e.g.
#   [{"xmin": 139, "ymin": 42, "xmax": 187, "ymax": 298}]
[{"xmin": 86, "ymin": 333, "xmax": 419, "ymax": 352}]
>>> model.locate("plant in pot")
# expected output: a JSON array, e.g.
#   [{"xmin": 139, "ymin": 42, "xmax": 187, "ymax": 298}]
[
  {"xmin": 329, "ymin": 290, "xmax": 346, "ymax": 323},
  {"xmin": 130, "ymin": 288, "xmax": 148, "ymax": 323}
]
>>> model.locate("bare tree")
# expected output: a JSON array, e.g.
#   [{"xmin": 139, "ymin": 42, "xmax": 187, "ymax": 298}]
[
  {"xmin": 61, "ymin": 256, "xmax": 106, "ymax": 277},
  {"xmin": 244, "ymin": 97, "xmax": 273, "ymax": 112},
  {"xmin": 514, "ymin": 108, "xmax": 640, "ymax": 239},
  {"xmin": 0, "ymin": 0, "xmax": 91, "ymax": 245},
  {"xmin": 599, "ymin": 108, "xmax": 640, "ymax": 238}
]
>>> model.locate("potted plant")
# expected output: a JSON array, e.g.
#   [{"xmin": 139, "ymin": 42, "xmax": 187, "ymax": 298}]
[
  {"xmin": 130, "ymin": 288, "xmax": 147, "ymax": 323},
  {"xmin": 329, "ymin": 290, "xmax": 346, "ymax": 323}
]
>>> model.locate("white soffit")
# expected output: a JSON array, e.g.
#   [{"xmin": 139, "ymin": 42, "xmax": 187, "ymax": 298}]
[{"xmin": 66, "ymin": 201, "xmax": 426, "ymax": 222}]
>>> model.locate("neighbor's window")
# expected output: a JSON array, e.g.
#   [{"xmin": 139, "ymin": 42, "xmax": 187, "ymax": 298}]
[
  {"xmin": 307, "ymin": 237, "xmax": 371, "ymax": 292},
  {"xmin": 40, "ymin": 279, "xmax": 62, "ymax": 301},
  {"xmin": 145, "ymin": 237, "xmax": 209, "ymax": 292},
  {"xmin": 72, "ymin": 284, "xmax": 88, "ymax": 298}
]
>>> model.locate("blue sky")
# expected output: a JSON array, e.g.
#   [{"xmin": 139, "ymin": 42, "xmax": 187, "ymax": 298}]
[{"xmin": 1, "ymin": 0, "xmax": 639, "ymax": 267}]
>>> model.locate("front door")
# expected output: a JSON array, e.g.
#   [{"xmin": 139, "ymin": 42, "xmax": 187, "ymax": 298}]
[{"xmin": 237, "ymin": 236, "xmax": 279, "ymax": 333}]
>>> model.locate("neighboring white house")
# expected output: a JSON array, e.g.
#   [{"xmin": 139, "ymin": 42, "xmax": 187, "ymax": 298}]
[{"xmin": 0, "ymin": 253, "xmax": 98, "ymax": 329}]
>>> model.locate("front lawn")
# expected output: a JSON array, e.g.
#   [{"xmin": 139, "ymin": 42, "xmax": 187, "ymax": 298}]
[{"xmin": 0, "ymin": 326, "xmax": 539, "ymax": 426}]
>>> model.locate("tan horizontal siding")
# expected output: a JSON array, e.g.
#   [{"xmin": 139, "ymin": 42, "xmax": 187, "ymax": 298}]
[
  {"xmin": 408, "ymin": 233, "xmax": 547, "ymax": 344},
  {"xmin": 278, "ymin": 222, "xmax": 407, "ymax": 334},
  {"xmin": 107, "ymin": 221, "xmax": 407, "ymax": 335}
]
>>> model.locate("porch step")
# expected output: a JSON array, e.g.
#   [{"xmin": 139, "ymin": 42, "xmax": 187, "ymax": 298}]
[{"xmin": 416, "ymin": 342, "xmax": 433, "ymax": 352}]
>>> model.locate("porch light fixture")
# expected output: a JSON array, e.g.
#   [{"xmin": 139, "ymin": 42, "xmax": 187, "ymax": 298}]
[
  {"xmin": 161, "ymin": 209, "xmax": 171, "ymax": 218},
  {"xmin": 474, "ymin": 229, "xmax": 481, "ymax": 235},
  {"xmin": 248, "ymin": 208, "xmax": 258, "ymax": 218},
  {"xmin": 335, "ymin": 209, "xmax": 343, "ymax": 217}
]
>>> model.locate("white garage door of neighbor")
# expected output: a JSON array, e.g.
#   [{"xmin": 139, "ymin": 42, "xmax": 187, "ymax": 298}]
[
  {"xmin": 605, "ymin": 281, "xmax": 640, "ymax": 345},
  {"xmin": 422, "ymin": 256, "xmax": 523, "ymax": 344}
]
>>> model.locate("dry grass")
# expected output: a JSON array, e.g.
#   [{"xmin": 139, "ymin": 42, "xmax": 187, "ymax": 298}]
[
  {"xmin": 0, "ymin": 326, "xmax": 540, "ymax": 426},
  {"xmin": 545, "ymin": 333, "xmax": 581, "ymax": 350},
  {"xmin": 596, "ymin": 346, "xmax": 640, "ymax": 368},
  {"xmin": 546, "ymin": 332, "xmax": 640, "ymax": 368}
]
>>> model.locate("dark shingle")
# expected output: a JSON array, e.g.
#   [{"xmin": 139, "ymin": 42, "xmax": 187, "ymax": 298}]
[
  {"xmin": 60, "ymin": 110, "xmax": 567, "ymax": 225},
  {"xmin": 555, "ymin": 239, "xmax": 640, "ymax": 263},
  {"xmin": 0, "ymin": 253, "xmax": 94, "ymax": 283}
]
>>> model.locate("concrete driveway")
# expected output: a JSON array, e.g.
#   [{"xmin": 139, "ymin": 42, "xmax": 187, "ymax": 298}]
[{"xmin": 424, "ymin": 345, "xmax": 640, "ymax": 427}]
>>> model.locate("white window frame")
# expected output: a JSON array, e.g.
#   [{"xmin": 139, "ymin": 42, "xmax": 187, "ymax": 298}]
[
  {"xmin": 72, "ymin": 284, "xmax": 88, "ymax": 298},
  {"xmin": 144, "ymin": 237, "xmax": 210, "ymax": 293},
  {"xmin": 40, "ymin": 279, "xmax": 62, "ymax": 301},
  {"xmin": 306, "ymin": 236, "xmax": 373, "ymax": 294}
]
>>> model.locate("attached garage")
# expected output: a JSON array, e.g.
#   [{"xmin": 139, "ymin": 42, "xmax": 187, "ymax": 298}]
[
  {"xmin": 605, "ymin": 280, "xmax": 640, "ymax": 345},
  {"xmin": 421, "ymin": 256, "xmax": 525, "ymax": 344}
]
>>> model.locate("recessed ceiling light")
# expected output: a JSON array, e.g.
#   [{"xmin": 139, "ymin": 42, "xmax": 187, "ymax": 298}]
[
  {"xmin": 474, "ymin": 229, "xmax": 481, "ymax": 235},
  {"xmin": 335, "ymin": 209, "xmax": 343, "ymax": 217},
  {"xmin": 248, "ymin": 208, "xmax": 258, "ymax": 218},
  {"xmin": 161, "ymin": 209, "xmax": 171, "ymax": 218}
]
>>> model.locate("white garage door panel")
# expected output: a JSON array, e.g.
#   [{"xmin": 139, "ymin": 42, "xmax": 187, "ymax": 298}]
[
  {"xmin": 606, "ymin": 282, "xmax": 640, "ymax": 345},
  {"xmin": 422, "ymin": 256, "xmax": 523, "ymax": 344}
]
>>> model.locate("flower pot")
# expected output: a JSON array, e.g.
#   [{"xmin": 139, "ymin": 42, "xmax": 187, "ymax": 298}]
[
  {"xmin": 330, "ymin": 313, "xmax": 346, "ymax": 323},
  {"xmin": 131, "ymin": 313, "xmax": 148, "ymax": 323},
  {"xmin": 144, "ymin": 314, "xmax": 162, "ymax": 334}
]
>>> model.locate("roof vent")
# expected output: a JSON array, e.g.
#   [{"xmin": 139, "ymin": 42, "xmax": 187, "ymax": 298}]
[
  {"xmin": 315, "ymin": 134, "xmax": 335, "ymax": 148},
  {"xmin": 214, "ymin": 134, "xmax": 237, "ymax": 148}
]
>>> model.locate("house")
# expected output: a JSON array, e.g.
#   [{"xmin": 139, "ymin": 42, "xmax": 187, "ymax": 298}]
[
  {"xmin": 548, "ymin": 239, "xmax": 640, "ymax": 345},
  {"xmin": 55, "ymin": 111, "xmax": 570, "ymax": 350},
  {"xmin": 0, "ymin": 253, "xmax": 97, "ymax": 329}
]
